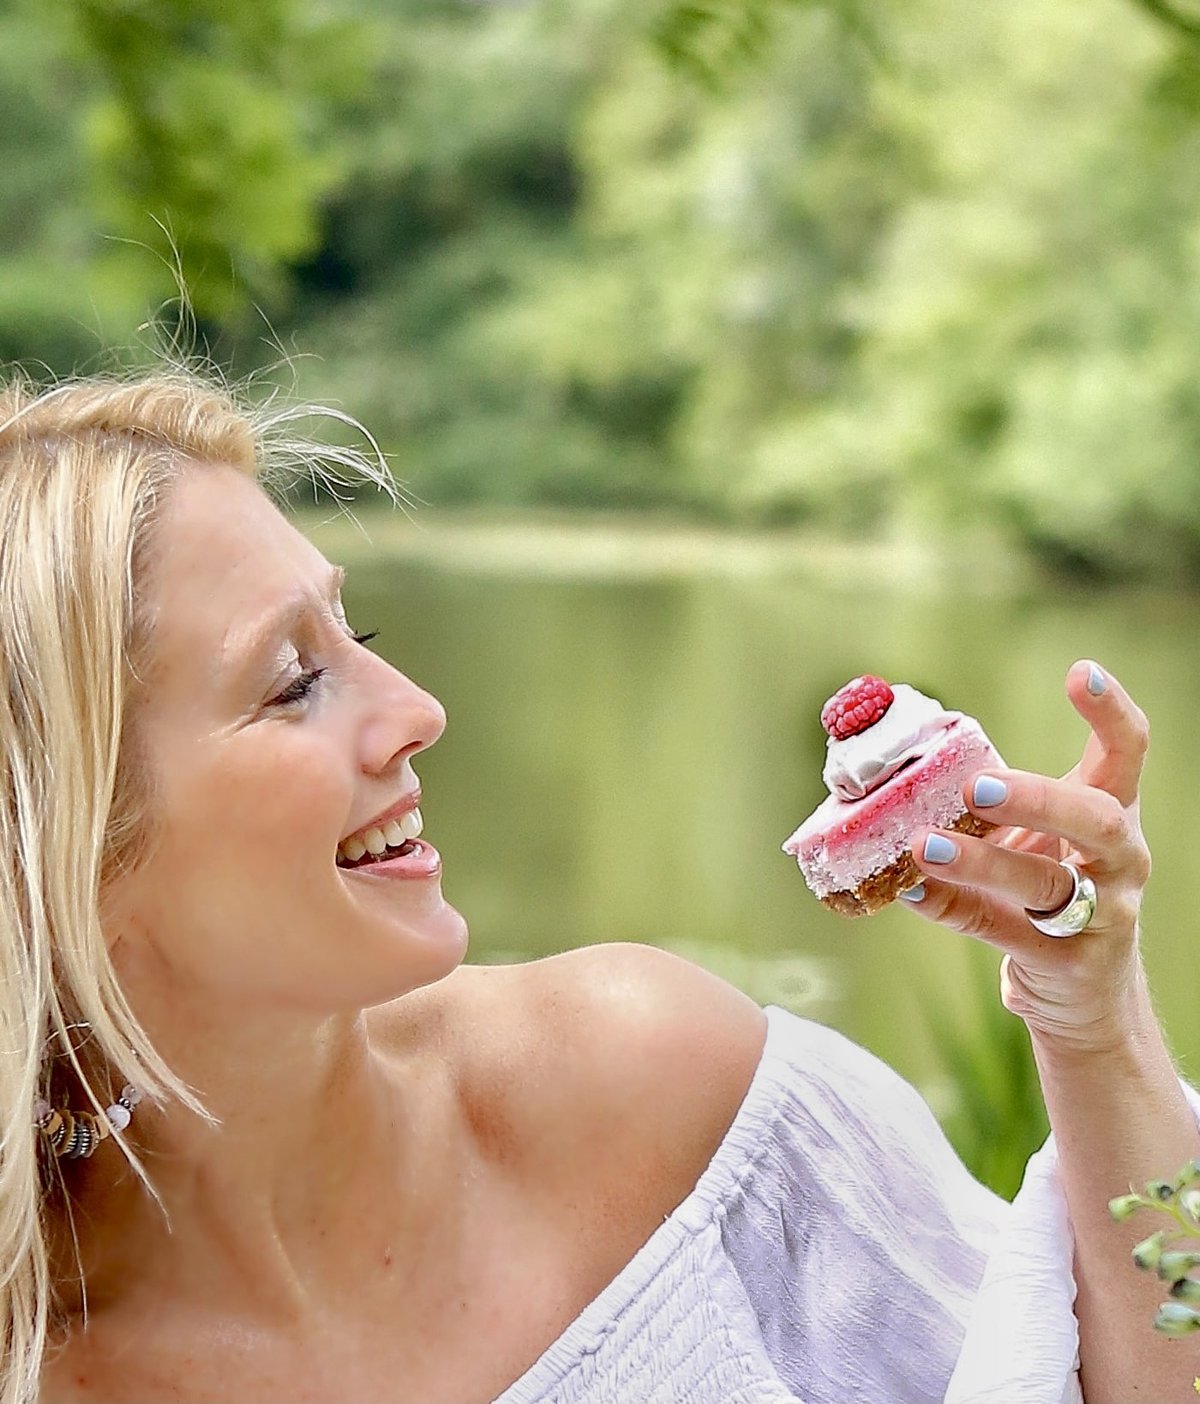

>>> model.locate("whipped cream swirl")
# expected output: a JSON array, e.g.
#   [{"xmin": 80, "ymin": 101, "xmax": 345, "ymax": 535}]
[{"xmin": 822, "ymin": 683, "xmax": 961, "ymax": 801}]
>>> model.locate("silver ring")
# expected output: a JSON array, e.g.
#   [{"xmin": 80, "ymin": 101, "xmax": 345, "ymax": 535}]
[{"xmin": 1025, "ymin": 861, "xmax": 1098, "ymax": 938}]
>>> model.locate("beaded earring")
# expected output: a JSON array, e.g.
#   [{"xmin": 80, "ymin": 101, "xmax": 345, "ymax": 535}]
[
  {"xmin": 34, "ymin": 1084, "xmax": 143, "ymax": 1160},
  {"xmin": 34, "ymin": 1020, "xmax": 144, "ymax": 1159}
]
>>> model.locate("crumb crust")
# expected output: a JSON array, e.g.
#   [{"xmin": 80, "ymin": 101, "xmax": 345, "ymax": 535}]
[{"xmin": 820, "ymin": 812, "xmax": 998, "ymax": 918}]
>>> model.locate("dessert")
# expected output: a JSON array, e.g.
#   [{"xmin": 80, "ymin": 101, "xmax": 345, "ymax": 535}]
[{"xmin": 781, "ymin": 675, "xmax": 1005, "ymax": 917}]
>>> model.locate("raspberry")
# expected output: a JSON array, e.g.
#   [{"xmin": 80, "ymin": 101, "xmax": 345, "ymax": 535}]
[{"xmin": 821, "ymin": 675, "xmax": 895, "ymax": 740}]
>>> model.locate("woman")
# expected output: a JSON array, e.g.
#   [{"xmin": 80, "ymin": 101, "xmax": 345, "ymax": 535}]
[{"xmin": 1, "ymin": 370, "xmax": 1195, "ymax": 1404}]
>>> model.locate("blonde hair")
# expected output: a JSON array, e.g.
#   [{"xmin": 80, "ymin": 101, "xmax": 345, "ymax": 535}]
[{"xmin": 0, "ymin": 369, "xmax": 399, "ymax": 1404}]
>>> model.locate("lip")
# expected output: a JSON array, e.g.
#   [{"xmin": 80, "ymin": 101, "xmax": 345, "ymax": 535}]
[
  {"xmin": 339, "ymin": 838, "xmax": 442, "ymax": 881},
  {"xmin": 340, "ymin": 790, "xmax": 422, "ymax": 845}
]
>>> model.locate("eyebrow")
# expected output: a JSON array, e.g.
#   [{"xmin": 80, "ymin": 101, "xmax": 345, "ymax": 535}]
[{"xmin": 224, "ymin": 564, "xmax": 347, "ymax": 679}]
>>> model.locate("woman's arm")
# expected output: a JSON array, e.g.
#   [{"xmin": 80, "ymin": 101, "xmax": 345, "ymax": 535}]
[
  {"xmin": 1030, "ymin": 979, "xmax": 1200, "ymax": 1403},
  {"xmin": 906, "ymin": 660, "xmax": 1200, "ymax": 1403}
]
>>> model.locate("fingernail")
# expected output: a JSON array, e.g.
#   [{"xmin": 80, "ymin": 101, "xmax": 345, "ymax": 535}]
[
  {"xmin": 1087, "ymin": 662, "xmax": 1107, "ymax": 696},
  {"xmin": 923, "ymin": 834, "xmax": 958, "ymax": 864},
  {"xmin": 900, "ymin": 883, "xmax": 926, "ymax": 903},
  {"xmin": 972, "ymin": 775, "xmax": 1008, "ymax": 808}
]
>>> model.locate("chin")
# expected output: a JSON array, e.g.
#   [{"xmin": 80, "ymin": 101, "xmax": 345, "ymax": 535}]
[
  {"xmin": 384, "ymin": 898, "xmax": 470, "ymax": 990},
  {"xmin": 421, "ymin": 898, "xmax": 470, "ymax": 963}
]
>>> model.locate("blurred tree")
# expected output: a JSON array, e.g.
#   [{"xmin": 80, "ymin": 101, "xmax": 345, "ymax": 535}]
[
  {"xmin": 4, "ymin": 0, "xmax": 1200, "ymax": 577},
  {"xmin": 0, "ymin": 6, "xmax": 106, "ymax": 369},
  {"xmin": 774, "ymin": 1, "xmax": 1200, "ymax": 577},
  {"xmin": 643, "ymin": 0, "xmax": 1200, "ymax": 574},
  {"xmin": 651, "ymin": 0, "xmax": 879, "ymax": 87},
  {"xmin": 0, "ymin": 0, "xmax": 373, "ymax": 348},
  {"xmin": 1100, "ymin": 0, "xmax": 1200, "ymax": 41},
  {"xmin": 71, "ymin": 0, "xmax": 376, "ymax": 321},
  {"xmin": 262, "ymin": 0, "xmax": 922, "ymax": 513}
]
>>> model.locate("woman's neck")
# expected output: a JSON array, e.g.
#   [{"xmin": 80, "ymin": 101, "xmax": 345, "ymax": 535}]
[{"xmin": 47, "ymin": 989, "xmax": 470, "ymax": 1331}]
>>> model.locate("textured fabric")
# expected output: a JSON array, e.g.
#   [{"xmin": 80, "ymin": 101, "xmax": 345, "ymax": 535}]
[
  {"xmin": 489, "ymin": 1004, "xmax": 1104, "ymax": 1404},
  {"xmin": 946, "ymin": 1133, "xmax": 1082, "ymax": 1404}
]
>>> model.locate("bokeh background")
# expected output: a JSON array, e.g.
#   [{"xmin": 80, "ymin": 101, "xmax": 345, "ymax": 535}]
[{"xmin": 4, "ymin": 0, "xmax": 1200, "ymax": 1194}]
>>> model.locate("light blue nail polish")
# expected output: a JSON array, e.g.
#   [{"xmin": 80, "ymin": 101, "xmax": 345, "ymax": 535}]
[
  {"xmin": 1087, "ymin": 663, "xmax": 1107, "ymax": 696},
  {"xmin": 973, "ymin": 775, "xmax": 1008, "ymax": 808},
  {"xmin": 900, "ymin": 883, "xmax": 926, "ymax": 903},
  {"xmin": 923, "ymin": 834, "xmax": 958, "ymax": 864}
]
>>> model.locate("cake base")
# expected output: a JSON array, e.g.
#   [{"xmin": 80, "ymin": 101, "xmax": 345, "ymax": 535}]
[{"xmin": 819, "ymin": 810, "xmax": 998, "ymax": 917}]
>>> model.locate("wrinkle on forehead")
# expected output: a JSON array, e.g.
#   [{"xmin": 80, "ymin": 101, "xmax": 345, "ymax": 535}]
[{"xmin": 218, "ymin": 564, "xmax": 347, "ymax": 680}]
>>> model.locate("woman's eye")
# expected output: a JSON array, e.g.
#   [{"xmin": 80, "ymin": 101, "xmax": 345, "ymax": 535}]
[
  {"xmin": 268, "ymin": 668, "xmax": 327, "ymax": 708},
  {"xmin": 264, "ymin": 632, "xmax": 379, "ymax": 709}
]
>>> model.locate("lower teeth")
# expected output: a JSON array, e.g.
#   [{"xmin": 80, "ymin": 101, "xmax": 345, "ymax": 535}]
[{"xmin": 343, "ymin": 839, "xmax": 416, "ymax": 869}]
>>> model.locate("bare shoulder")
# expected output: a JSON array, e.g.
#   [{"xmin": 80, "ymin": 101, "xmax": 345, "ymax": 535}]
[
  {"xmin": 526, "ymin": 941, "xmax": 768, "ymax": 1110},
  {"xmin": 459, "ymin": 944, "xmax": 768, "ymax": 1214}
]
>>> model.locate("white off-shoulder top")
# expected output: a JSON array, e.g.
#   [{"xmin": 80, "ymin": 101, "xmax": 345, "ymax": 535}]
[{"xmin": 490, "ymin": 1004, "xmax": 1091, "ymax": 1404}]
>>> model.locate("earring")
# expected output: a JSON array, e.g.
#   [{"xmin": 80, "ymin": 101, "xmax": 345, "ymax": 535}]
[
  {"xmin": 34, "ymin": 1085, "xmax": 143, "ymax": 1159},
  {"xmin": 35, "ymin": 1020, "xmax": 144, "ymax": 1159}
]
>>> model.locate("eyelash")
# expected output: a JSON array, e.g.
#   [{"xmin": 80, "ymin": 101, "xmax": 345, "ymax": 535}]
[{"xmin": 268, "ymin": 631, "xmax": 380, "ymax": 708}]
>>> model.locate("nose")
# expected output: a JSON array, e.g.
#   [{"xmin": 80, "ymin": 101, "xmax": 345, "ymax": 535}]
[{"xmin": 357, "ymin": 651, "xmax": 446, "ymax": 774}]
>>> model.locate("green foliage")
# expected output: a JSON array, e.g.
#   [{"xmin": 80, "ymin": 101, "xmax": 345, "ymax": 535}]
[
  {"xmin": 63, "ymin": 0, "xmax": 371, "ymax": 322},
  {"xmin": 921, "ymin": 952, "xmax": 1049, "ymax": 1200},
  {"xmin": 1110, "ymin": 1161, "xmax": 1200, "ymax": 1336},
  {"xmin": 0, "ymin": 6, "xmax": 114, "ymax": 368},
  {"xmin": 651, "ymin": 0, "xmax": 881, "ymax": 88},
  {"xmin": 1129, "ymin": 0, "xmax": 1200, "ymax": 42},
  {"xmin": 6, "ymin": 0, "xmax": 1200, "ymax": 574},
  {"xmin": 256, "ymin": 0, "xmax": 922, "ymax": 512},
  {"xmin": 0, "ymin": 0, "xmax": 376, "ymax": 359}
]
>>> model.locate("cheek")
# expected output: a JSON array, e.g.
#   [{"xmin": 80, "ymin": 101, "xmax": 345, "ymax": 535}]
[{"xmin": 162, "ymin": 729, "xmax": 350, "ymax": 881}]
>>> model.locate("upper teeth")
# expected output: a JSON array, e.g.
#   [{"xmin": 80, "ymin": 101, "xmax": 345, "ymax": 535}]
[{"xmin": 338, "ymin": 809, "xmax": 423, "ymax": 863}]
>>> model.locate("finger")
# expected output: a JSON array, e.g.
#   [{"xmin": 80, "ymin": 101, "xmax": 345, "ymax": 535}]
[
  {"xmin": 897, "ymin": 866, "xmax": 1113, "ymax": 964},
  {"xmin": 897, "ymin": 871, "xmax": 1047, "ymax": 961},
  {"xmin": 959, "ymin": 769, "xmax": 1147, "ymax": 874},
  {"xmin": 989, "ymin": 822, "xmax": 1069, "ymax": 862},
  {"xmin": 1065, "ymin": 659, "xmax": 1149, "ymax": 808},
  {"xmin": 910, "ymin": 826, "xmax": 1076, "ymax": 915}
]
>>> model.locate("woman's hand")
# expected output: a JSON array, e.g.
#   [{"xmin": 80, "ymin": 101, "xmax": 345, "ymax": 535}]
[
  {"xmin": 903, "ymin": 659, "xmax": 1154, "ymax": 1054},
  {"xmin": 906, "ymin": 661, "xmax": 1200, "ymax": 1404}
]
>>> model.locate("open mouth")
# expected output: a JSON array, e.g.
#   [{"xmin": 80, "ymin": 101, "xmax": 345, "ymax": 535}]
[{"xmin": 336, "ymin": 808, "xmax": 423, "ymax": 870}]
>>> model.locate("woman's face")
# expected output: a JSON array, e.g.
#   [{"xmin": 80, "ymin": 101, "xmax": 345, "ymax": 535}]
[{"xmin": 106, "ymin": 463, "xmax": 469, "ymax": 1021}]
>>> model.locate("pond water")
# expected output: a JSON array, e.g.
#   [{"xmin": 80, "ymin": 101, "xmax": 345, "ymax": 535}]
[{"xmin": 314, "ymin": 515, "xmax": 1200, "ymax": 1147}]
